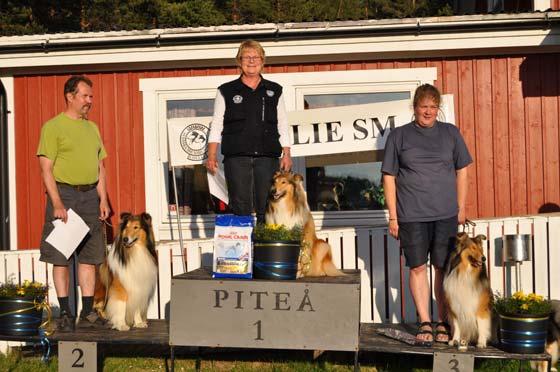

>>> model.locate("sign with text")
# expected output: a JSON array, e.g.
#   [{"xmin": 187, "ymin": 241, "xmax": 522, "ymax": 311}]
[
  {"xmin": 168, "ymin": 116, "xmax": 212, "ymax": 167},
  {"xmin": 167, "ymin": 96, "xmax": 455, "ymax": 166},
  {"xmin": 59, "ymin": 341, "xmax": 97, "ymax": 372},
  {"xmin": 170, "ymin": 269, "xmax": 360, "ymax": 351},
  {"xmin": 287, "ymin": 100, "xmax": 409, "ymax": 157},
  {"xmin": 433, "ymin": 352, "xmax": 474, "ymax": 372}
]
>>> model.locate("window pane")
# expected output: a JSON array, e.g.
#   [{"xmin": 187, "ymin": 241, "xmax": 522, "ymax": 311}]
[
  {"xmin": 303, "ymin": 92, "xmax": 409, "ymax": 211},
  {"xmin": 165, "ymin": 99, "xmax": 230, "ymax": 216},
  {"xmin": 304, "ymin": 92, "xmax": 410, "ymax": 109}
]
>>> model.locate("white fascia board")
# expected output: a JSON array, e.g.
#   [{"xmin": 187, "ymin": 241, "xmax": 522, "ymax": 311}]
[
  {"xmin": 1, "ymin": 28, "xmax": 558, "ymax": 70},
  {"xmin": 0, "ymin": 77, "xmax": 17, "ymax": 250},
  {"xmin": 139, "ymin": 67, "xmax": 436, "ymax": 92}
]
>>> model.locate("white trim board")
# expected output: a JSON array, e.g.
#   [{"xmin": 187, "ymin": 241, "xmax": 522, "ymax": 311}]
[
  {"xmin": 1, "ymin": 25, "xmax": 559, "ymax": 71},
  {"xmin": 0, "ymin": 77, "xmax": 17, "ymax": 250}
]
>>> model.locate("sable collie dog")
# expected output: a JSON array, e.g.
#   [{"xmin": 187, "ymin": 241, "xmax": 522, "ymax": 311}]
[
  {"xmin": 443, "ymin": 232, "xmax": 492, "ymax": 349},
  {"xmin": 93, "ymin": 212, "xmax": 158, "ymax": 331},
  {"xmin": 532, "ymin": 300, "xmax": 560, "ymax": 372},
  {"xmin": 265, "ymin": 171, "xmax": 343, "ymax": 277}
]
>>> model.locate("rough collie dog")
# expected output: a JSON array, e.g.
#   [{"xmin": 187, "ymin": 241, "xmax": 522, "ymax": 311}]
[
  {"xmin": 532, "ymin": 299, "xmax": 560, "ymax": 372},
  {"xmin": 443, "ymin": 232, "xmax": 492, "ymax": 349},
  {"xmin": 93, "ymin": 212, "xmax": 158, "ymax": 331},
  {"xmin": 265, "ymin": 171, "xmax": 343, "ymax": 277}
]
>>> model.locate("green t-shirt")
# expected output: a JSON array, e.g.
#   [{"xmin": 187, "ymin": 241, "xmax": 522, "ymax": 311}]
[{"xmin": 37, "ymin": 113, "xmax": 107, "ymax": 185}]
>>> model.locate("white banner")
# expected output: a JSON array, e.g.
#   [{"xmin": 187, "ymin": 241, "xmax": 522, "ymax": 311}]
[
  {"xmin": 166, "ymin": 95, "xmax": 455, "ymax": 166},
  {"xmin": 288, "ymin": 99, "xmax": 410, "ymax": 157},
  {"xmin": 168, "ymin": 116, "xmax": 212, "ymax": 167}
]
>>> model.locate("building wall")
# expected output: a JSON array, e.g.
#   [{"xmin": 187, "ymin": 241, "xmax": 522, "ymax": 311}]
[{"xmin": 14, "ymin": 54, "xmax": 560, "ymax": 249}]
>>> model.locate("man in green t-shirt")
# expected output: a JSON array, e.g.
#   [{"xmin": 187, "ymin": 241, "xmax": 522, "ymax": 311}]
[{"xmin": 37, "ymin": 75, "xmax": 110, "ymax": 331}]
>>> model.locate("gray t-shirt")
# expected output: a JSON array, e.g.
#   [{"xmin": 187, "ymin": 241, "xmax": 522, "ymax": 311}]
[{"xmin": 381, "ymin": 121, "xmax": 472, "ymax": 222}]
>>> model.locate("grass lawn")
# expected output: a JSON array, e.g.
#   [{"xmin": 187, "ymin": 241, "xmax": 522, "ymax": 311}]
[{"xmin": 0, "ymin": 346, "xmax": 552, "ymax": 372}]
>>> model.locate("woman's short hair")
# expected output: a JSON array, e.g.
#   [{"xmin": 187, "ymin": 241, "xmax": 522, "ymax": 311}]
[
  {"xmin": 413, "ymin": 83, "xmax": 441, "ymax": 108},
  {"xmin": 236, "ymin": 40, "xmax": 265, "ymax": 65}
]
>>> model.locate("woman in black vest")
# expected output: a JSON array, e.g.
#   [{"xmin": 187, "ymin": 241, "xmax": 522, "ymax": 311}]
[{"xmin": 206, "ymin": 40, "xmax": 292, "ymax": 223}]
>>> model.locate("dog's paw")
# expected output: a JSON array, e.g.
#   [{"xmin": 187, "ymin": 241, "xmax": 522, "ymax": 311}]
[
  {"xmin": 476, "ymin": 341, "xmax": 487, "ymax": 348},
  {"xmin": 112, "ymin": 323, "xmax": 130, "ymax": 331},
  {"xmin": 457, "ymin": 339, "xmax": 468, "ymax": 351},
  {"xmin": 134, "ymin": 321, "xmax": 148, "ymax": 328}
]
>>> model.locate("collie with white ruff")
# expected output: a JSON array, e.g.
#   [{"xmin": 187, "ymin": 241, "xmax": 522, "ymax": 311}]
[
  {"xmin": 443, "ymin": 232, "xmax": 492, "ymax": 349},
  {"xmin": 93, "ymin": 212, "xmax": 158, "ymax": 331},
  {"xmin": 265, "ymin": 171, "xmax": 343, "ymax": 277}
]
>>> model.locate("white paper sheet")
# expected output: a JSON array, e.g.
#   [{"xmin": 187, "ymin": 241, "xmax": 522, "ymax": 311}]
[
  {"xmin": 45, "ymin": 208, "xmax": 90, "ymax": 259},
  {"xmin": 207, "ymin": 166, "xmax": 229, "ymax": 205}
]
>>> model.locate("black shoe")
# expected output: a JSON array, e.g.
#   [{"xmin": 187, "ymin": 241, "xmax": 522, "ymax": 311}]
[
  {"xmin": 77, "ymin": 311, "xmax": 107, "ymax": 328},
  {"xmin": 57, "ymin": 310, "xmax": 75, "ymax": 332}
]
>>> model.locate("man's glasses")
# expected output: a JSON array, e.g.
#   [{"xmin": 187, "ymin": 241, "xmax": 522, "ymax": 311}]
[{"xmin": 241, "ymin": 56, "xmax": 262, "ymax": 62}]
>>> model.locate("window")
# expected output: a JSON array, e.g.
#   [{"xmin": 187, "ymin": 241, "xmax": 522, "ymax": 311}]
[
  {"xmin": 303, "ymin": 92, "xmax": 410, "ymax": 211},
  {"xmin": 141, "ymin": 68, "xmax": 436, "ymax": 239}
]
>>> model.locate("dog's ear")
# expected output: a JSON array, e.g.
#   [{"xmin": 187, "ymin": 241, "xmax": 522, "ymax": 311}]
[
  {"xmin": 141, "ymin": 212, "xmax": 152, "ymax": 226},
  {"xmin": 120, "ymin": 212, "xmax": 132, "ymax": 223},
  {"xmin": 474, "ymin": 234, "xmax": 487, "ymax": 245},
  {"xmin": 273, "ymin": 171, "xmax": 282, "ymax": 179},
  {"xmin": 293, "ymin": 173, "xmax": 304, "ymax": 183},
  {"xmin": 456, "ymin": 232, "xmax": 468, "ymax": 242}
]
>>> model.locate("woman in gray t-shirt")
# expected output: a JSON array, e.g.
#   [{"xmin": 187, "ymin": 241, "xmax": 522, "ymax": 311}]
[{"xmin": 381, "ymin": 84, "xmax": 472, "ymax": 343}]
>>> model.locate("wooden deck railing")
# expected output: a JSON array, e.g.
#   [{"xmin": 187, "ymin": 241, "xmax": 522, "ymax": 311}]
[{"xmin": 1, "ymin": 213, "xmax": 559, "ymax": 350}]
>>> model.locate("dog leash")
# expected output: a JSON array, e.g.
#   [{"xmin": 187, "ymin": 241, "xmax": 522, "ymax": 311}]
[
  {"xmin": 462, "ymin": 219, "xmax": 476, "ymax": 237},
  {"xmin": 101, "ymin": 219, "xmax": 113, "ymax": 309}
]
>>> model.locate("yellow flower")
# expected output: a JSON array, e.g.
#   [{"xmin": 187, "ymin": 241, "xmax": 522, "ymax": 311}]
[
  {"xmin": 16, "ymin": 288, "xmax": 25, "ymax": 295},
  {"xmin": 521, "ymin": 303, "xmax": 529, "ymax": 310},
  {"xmin": 23, "ymin": 280, "xmax": 30, "ymax": 287},
  {"xmin": 513, "ymin": 291, "xmax": 525, "ymax": 300}
]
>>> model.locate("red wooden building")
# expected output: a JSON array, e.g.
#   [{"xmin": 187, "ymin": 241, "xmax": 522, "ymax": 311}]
[{"xmin": 2, "ymin": 8, "xmax": 560, "ymax": 250}]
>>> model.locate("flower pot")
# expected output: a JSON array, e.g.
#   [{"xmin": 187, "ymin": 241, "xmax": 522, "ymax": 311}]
[
  {"xmin": 0, "ymin": 297, "xmax": 43, "ymax": 336},
  {"xmin": 498, "ymin": 313, "xmax": 549, "ymax": 354},
  {"xmin": 253, "ymin": 240, "xmax": 300, "ymax": 280}
]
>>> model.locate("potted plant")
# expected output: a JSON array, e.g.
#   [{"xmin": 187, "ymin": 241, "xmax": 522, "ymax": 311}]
[
  {"xmin": 494, "ymin": 291, "xmax": 552, "ymax": 354},
  {"xmin": 252, "ymin": 223, "xmax": 303, "ymax": 280},
  {"xmin": 0, "ymin": 278, "xmax": 50, "ymax": 336}
]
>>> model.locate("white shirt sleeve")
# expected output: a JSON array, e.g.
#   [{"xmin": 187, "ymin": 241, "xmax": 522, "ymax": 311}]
[
  {"xmin": 208, "ymin": 90, "xmax": 225, "ymax": 144},
  {"xmin": 277, "ymin": 93, "xmax": 290, "ymax": 148}
]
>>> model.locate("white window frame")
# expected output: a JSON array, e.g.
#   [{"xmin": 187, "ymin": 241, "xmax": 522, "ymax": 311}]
[{"xmin": 140, "ymin": 68, "xmax": 436, "ymax": 241}]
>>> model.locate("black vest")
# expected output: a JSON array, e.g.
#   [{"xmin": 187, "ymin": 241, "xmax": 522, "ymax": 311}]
[{"xmin": 219, "ymin": 77, "xmax": 283, "ymax": 157}]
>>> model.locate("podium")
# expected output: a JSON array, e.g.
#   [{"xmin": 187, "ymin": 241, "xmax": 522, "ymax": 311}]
[{"xmin": 170, "ymin": 268, "xmax": 360, "ymax": 351}]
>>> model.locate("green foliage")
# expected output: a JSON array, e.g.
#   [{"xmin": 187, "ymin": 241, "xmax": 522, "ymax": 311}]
[
  {"xmin": 494, "ymin": 291, "xmax": 552, "ymax": 317},
  {"xmin": 253, "ymin": 223, "xmax": 303, "ymax": 242},
  {"xmin": 0, "ymin": 1, "xmax": 45, "ymax": 35},
  {"xmin": 0, "ymin": 0, "xmax": 456, "ymax": 36},
  {"xmin": 159, "ymin": 0, "xmax": 226, "ymax": 28},
  {"xmin": 0, "ymin": 278, "xmax": 48, "ymax": 299}
]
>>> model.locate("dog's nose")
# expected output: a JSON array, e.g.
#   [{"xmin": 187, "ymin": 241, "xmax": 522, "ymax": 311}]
[
  {"xmin": 270, "ymin": 188, "xmax": 276, "ymax": 195},
  {"xmin": 123, "ymin": 237, "xmax": 129, "ymax": 243},
  {"xmin": 481, "ymin": 256, "xmax": 486, "ymax": 262}
]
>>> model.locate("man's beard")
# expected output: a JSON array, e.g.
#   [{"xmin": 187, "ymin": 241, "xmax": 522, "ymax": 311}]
[{"xmin": 81, "ymin": 105, "xmax": 91, "ymax": 119}]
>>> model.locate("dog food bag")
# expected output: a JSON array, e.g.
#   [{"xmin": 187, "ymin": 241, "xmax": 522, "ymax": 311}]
[{"xmin": 213, "ymin": 215, "xmax": 253, "ymax": 279}]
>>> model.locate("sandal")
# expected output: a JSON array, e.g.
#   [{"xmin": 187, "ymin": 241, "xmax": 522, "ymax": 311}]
[
  {"xmin": 434, "ymin": 322, "xmax": 451, "ymax": 343},
  {"xmin": 416, "ymin": 321, "xmax": 434, "ymax": 342}
]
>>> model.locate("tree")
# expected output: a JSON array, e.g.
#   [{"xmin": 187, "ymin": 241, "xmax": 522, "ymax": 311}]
[
  {"xmin": 0, "ymin": 0, "xmax": 455, "ymax": 36},
  {"xmin": 0, "ymin": 1, "xmax": 45, "ymax": 35},
  {"xmin": 159, "ymin": 0, "xmax": 225, "ymax": 28}
]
